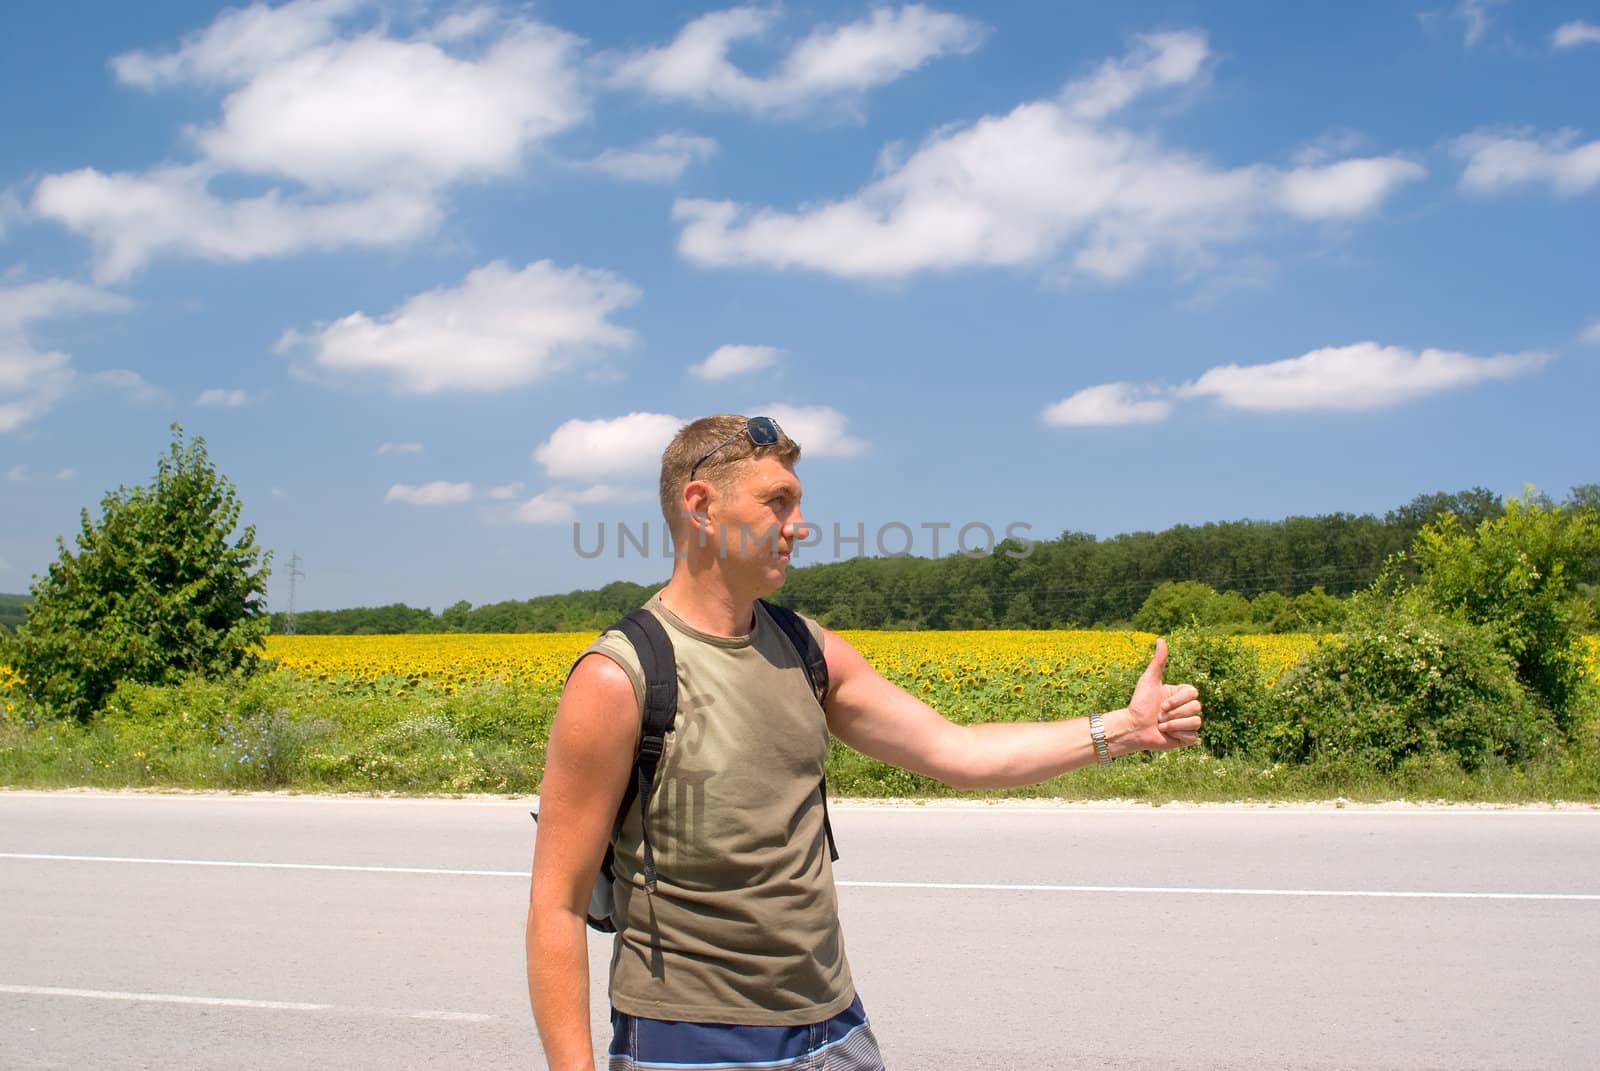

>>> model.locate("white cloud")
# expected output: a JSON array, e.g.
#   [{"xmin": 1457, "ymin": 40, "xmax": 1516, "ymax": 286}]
[
  {"xmin": 33, "ymin": 166, "xmax": 440, "ymax": 284},
  {"xmin": 1435, "ymin": 0, "xmax": 1507, "ymax": 48},
  {"xmin": 513, "ymin": 493, "xmax": 577, "ymax": 525},
  {"xmin": 529, "ymin": 407, "xmax": 864, "ymax": 487},
  {"xmin": 487, "ymin": 481, "xmax": 525, "ymax": 500},
  {"xmin": 385, "ymin": 481, "xmax": 475, "ymax": 506},
  {"xmin": 83, "ymin": 368, "xmax": 164, "ymax": 402},
  {"xmin": 427, "ymin": 7, "xmax": 500, "ymax": 45},
  {"xmin": 534, "ymin": 412, "xmax": 683, "ymax": 480},
  {"xmin": 1581, "ymin": 321, "xmax": 1600, "ymax": 345},
  {"xmin": 675, "ymin": 32, "xmax": 1420, "ymax": 281},
  {"xmin": 1554, "ymin": 20, "xmax": 1600, "ymax": 48},
  {"xmin": 38, "ymin": 4, "xmax": 584, "ymax": 278},
  {"xmin": 753, "ymin": 404, "xmax": 868, "ymax": 458},
  {"xmin": 0, "ymin": 279, "xmax": 136, "ymax": 433},
  {"xmin": 192, "ymin": 24, "xmax": 584, "ymax": 191},
  {"xmin": 376, "ymin": 441, "xmax": 424, "ymax": 455},
  {"xmin": 1293, "ymin": 130, "xmax": 1369, "ymax": 168},
  {"xmin": 1048, "ymin": 343, "xmax": 1546, "ymax": 428},
  {"xmin": 689, "ymin": 344, "xmax": 781, "ymax": 380},
  {"xmin": 113, "ymin": 0, "xmax": 364, "ymax": 88},
  {"xmin": 1455, "ymin": 129, "xmax": 1600, "ymax": 197},
  {"xmin": 1179, "ymin": 343, "xmax": 1546, "ymax": 411},
  {"xmin": 513, "ymin": 483, "xmax": 643, "ymax": 525},
  {"xmin": 579, "ymin": 132, "xmax": 718, "ymax": 183},
  {"xmin": 280, "ymin": 260, "xmax": 639, "ymax": 393},
  {"xmin": 1060, "ymin": 30, "xmax": 1208, "ymax": 120},
  {"xmin": 196, "ymin": 388, "xmax": 247, "ymax": 407},
  {"xmin": 1042, "ymin": 383, "xmax": 1173, "ymax": 427},
  {"xmin": 611, "ymin": 5, "xmax": 984, "ymax": 116},
  {"xmin": 0, "ymin": 279, "xmax": 133, "ymax": 329},
  {"xmin": 114, "ymin": 2, "xmax": 583, "ymax": 191},
  {"xmin": 1278, "ymin": 157, "xmax": 1428, "ymax": 219},
  {"xmin": 6, "ymin": 463, "xmax": 83, "ymax": 482}
]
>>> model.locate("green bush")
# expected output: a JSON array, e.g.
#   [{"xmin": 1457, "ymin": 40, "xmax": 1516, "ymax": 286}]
[
  {"xmin": 1411, "ymin": 493, "xmax": 1599, "ymax": 737},
  {"xmin": 10, "ymin": 426, "xmax": 271, "ymax": 721},
  {"xmin": 1134, "ymin": 581, "xmax": 1252, "ymax": 634},
  {"xmin": 1164, "ymin": 627, "xmax": 1279, "ymax": 759},
  {"xmin": 1274, "ymin": 590, "xmax": 1555, "ymax": 771},
  {"xmin": 1292, "ymin": 586, "xmax": 1347, "ymax": 631}
]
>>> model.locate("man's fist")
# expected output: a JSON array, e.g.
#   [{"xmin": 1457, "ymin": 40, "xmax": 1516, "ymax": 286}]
[{"xmin": 1122, "ymin": 638, "xmax": 1203, "ymax": 754}]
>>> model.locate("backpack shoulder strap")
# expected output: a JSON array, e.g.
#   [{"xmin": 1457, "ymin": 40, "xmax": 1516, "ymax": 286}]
[
  {"xmin": 612, "ymin": 608, "xmax": 677, "ymax": 744},
  {"xmin": 609, "ymin": 608, "xmax": 677, "ymax": 893},
  {"xmin": 757, "ymin": 599, "xmax": 840, "ymax": 864},
  {"xmin": 758, "ymin": 599, "xmax": 828, "ymax": 703}
]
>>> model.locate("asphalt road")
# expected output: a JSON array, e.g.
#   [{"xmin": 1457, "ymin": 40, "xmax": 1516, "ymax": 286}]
[{"xmin": 2, "ymin": 791, "xmax": 1597, "ymax": 1070}]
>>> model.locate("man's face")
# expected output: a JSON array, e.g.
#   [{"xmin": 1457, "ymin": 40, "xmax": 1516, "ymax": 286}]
[{"xmin": 706, "ymin": 455, "xmax": 807, "ymax": 585}]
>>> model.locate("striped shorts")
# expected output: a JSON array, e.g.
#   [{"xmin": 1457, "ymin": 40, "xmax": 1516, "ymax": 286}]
[{"xmin": 607, "ymin": 993, "xmax": 887, "ymax": 1070}]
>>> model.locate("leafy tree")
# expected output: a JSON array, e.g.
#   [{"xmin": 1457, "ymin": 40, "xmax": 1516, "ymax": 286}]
[
  {"xmin": 0, "ymin": 593, "xmax": 30, "ymax": 633},
  {"xmin": 10, "ymin": 426, "xmax": 271, "ymax": 720},
  {"xmin": 1385, "ymin": 487, "xmax": 1504, "ymax": 532},
  {"xmin": 1001, "ymin": 592, "xmax": 1038, "ymax": 629},
  {"xmin": 440, "ymin": 600, "xmax": 473, "ymax": 632},
  {"xmin": 1132, "ymin": 581, "xmax": 1251, "ymax": 634},
  {"xmin": 1248, "ymin": 591, "xmax": 1294, "ymax": 632},
  {"xmin": 1133, "ymin": 581, "xmax": 1218, "ymax": 634},
  {"xmin": 1291, "ymin": 586, "xmax": 1347, "ymax": 631},
  {"xmin": 1410, "ymin": 492, "xmax": 1598, "ymax": 736},
  {"xmin": 1566, "ymin": 483, "xmax": 1600, "ymax": 516}
]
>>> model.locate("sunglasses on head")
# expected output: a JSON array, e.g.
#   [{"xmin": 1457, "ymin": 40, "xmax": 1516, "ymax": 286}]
[{"xmin": 689, "ymin": 416, "xmax": 782, "ymax": 479}]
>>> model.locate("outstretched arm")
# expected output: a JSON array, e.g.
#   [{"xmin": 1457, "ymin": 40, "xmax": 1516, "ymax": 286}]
[{"xmin": 821, "ymin": 631, "xmax": 1201, "ymax": 789}]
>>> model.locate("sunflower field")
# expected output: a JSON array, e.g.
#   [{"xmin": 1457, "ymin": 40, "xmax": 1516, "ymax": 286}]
[
  {"xmin": 3, "ymin": 631, "xmax": 1599, "ymax": 798},
  {"xmin": 258, "ymin": 630, "xmax": 1321, "ymax": 695}
]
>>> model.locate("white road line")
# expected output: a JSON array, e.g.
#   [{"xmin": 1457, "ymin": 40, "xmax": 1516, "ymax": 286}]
[
  {"xmin": 0, "ymin": 984, "xmax": 494, "ymax": 1022},
  {"xmin": 833, "ymin": 805, "xmax": 1600, "ymax": 816},
  {"xmin": 837, "ymin": 880, "xmax": 1600, "ymax": 902},
  {"xmin": 4, "ymin": 852, "xmax": 1596, "ymax": 902},
  {"xmin": 0, "ymin": 852, "xmax": 520, "ymax": 876}
]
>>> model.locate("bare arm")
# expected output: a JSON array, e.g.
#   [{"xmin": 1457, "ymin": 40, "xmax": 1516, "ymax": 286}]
[
  {"xmin": 822, "ymin": 631, "xmax": 1202, "ymax": 789},
  {"xmin": 527, "ymin": 653, "xmax": 638, "ymax": 1071}
]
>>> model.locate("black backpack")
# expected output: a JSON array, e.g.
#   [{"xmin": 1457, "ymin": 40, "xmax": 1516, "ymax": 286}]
[{"xmin": 534, "ymin": 599, "xmax": 839, "ymax": 933}]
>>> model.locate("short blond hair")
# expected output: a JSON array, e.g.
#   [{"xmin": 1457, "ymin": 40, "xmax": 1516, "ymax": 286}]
[{"xmin": 659, "ymin": 414, "xmax": 801, "ymax": 533}]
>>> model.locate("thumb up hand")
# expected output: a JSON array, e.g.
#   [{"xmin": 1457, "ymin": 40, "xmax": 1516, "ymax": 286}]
[{"xmin": 1123, "ymin": 638, "xmax": 1203, "ymax": 753}]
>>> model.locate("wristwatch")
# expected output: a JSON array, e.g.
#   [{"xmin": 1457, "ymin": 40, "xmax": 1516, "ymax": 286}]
[{"xmin": 1088, "ymin": 712, "xmax": 1113, "ymax": 766}]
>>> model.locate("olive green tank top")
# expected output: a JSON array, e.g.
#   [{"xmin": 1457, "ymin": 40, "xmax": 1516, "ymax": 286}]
[{"xmin": 574, "ymin": 592, "xmax": 854, "ymax": 1026}]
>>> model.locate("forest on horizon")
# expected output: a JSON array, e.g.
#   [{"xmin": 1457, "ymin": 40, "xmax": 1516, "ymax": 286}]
[{"xmin": 6, "ymin": 485, "xmax": 1597, "ymax": 638}]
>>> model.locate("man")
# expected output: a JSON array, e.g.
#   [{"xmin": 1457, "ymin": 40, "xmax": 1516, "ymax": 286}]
[{"xmin": 527, "ymin": 414, "xmax": 1203, "ymax": 1070}]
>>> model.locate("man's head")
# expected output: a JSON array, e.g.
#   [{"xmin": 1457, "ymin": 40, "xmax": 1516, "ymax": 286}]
[
  {"xmin": 659, "ymin": 416, "xmax": 806, "ymax": 594},
  {"xmin": 659, "ymin": 415, "xmax": 802, "ymax": 534}
]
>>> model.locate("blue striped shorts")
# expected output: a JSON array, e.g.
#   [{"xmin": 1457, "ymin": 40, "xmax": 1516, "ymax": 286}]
[{"xmin": 607, "ymin": 993, "xmax": 887, "ymax": 1070}]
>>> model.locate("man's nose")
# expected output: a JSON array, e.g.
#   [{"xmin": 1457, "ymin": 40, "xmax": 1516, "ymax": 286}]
[{"xmin": 786, "ymin": 508, "xmax": 809, "ymax": 542}]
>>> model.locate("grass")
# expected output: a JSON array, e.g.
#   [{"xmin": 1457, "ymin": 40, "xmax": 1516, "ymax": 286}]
[{"xmin": 3, "ymin": 669, "xmax": 1598, "ymax": 803}]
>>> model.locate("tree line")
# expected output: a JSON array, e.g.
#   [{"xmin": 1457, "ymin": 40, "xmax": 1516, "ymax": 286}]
[
  {"xmin": 0, "ymin": 594, "xmax": 28, "ymax": 634},
  {"xmin": 261, "ymin": 486, "xmax": 1598, "ymax": 634}
]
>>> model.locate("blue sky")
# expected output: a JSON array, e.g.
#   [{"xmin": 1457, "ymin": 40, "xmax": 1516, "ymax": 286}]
[{"xmin": 1, "ymin": 0, "xmax": 1597, "ymax": 612}]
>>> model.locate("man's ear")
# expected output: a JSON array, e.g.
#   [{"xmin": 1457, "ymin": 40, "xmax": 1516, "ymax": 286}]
[{"xmin": 681, "ymin": 479, "xmax": 714, "ymax": 527}]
